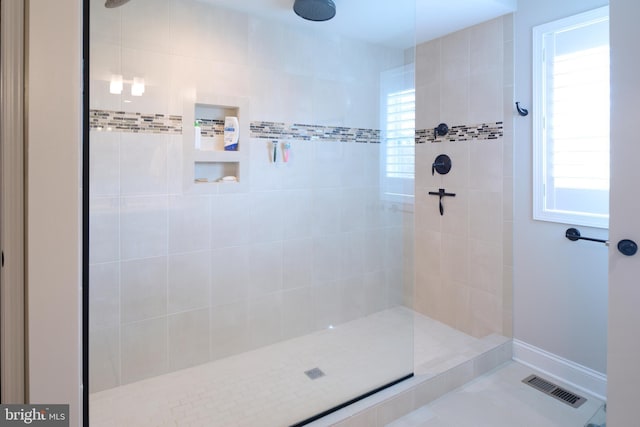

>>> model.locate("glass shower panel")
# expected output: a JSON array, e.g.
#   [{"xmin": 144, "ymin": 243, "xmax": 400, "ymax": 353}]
[{"xmin": 88, "ymin": 0, "xmax": 415, "ymax": 425}]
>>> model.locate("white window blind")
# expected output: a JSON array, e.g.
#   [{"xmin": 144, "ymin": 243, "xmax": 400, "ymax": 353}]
[
  {"xmin": 533, "ymin": 6, "xmax": 610, "ymax": 228},
  {"xmin": 380, "ymin": 64, "xmax": 415, "ymax": 203},
  {"xmin": 385, "ymin": 88, "xmax": 415, "ymax": 179}
]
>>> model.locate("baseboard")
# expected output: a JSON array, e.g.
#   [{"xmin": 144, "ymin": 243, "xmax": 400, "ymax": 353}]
[{"xmin": 512, "ymin": 339, "xmax": 607, "ymax": 401}]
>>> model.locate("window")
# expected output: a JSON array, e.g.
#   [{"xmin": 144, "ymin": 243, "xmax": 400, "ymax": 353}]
[
  {"xmin": 533, "ymin": 6, "xmax": 609, "ymax": 228},
  {"xmin": 380, "ymin": 65, "xmax": 415, "ymax": 203}
]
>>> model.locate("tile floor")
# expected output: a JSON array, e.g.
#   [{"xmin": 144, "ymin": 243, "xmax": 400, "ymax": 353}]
[
  {"xmin": 389, "ymin": 362, "xmax": 605, "ymax": 427},
  {"xmin": 90, "ymin": 306, "xmax": 506, "ymax": 427}
]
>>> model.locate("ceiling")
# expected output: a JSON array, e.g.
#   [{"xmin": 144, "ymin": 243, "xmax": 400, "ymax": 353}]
[{"xmin": 201, "ymin": 0, "xmax": 518, "ymax": 49}]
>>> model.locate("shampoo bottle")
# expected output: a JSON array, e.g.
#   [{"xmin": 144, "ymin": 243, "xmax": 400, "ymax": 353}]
[{"xmin": 224, "ymin": 116, "xmax": 239, "ymax": 151}]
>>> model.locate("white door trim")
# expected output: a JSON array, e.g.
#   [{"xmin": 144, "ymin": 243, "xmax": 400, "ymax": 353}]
[{"xmin": 0, "ymin": 0, "xmax": 26, "ymax": 403}]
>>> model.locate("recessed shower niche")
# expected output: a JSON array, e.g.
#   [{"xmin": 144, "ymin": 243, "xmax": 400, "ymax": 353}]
[{"xmin": 182, "ymin": 94, "xmax": 249, "ymax": 192}]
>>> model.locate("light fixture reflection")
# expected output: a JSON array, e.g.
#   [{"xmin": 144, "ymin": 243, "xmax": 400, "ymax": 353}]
[
  {"xmin": 131, "ymin": 77, "xmax": 145, "ymax": 96},
  {"xmin": 109, "ymin": 74, "xmax": 123, "ymax": 94}
]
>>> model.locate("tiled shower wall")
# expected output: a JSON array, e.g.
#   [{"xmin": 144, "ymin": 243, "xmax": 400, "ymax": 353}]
[
  {"xmin": 412, "ymin": 15, "xmax": 514, "ymax": 338},
  {"xmin": 89, "ymin": 0, "xmax": 410, "ymax": 392}
]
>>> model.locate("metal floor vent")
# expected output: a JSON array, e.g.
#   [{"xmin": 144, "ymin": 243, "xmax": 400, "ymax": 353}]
[
  {"xmin": 304, "ymin": 368, "xmax": 325, "ymax": 380},
  {"xmin": 522, "ymin": 375, "xmax": 587, "ymax": 408}
]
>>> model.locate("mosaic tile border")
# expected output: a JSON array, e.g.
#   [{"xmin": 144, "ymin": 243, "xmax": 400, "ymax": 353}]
[
  {"xmin": 415, "ymin": 122, "xmax": 503, "ymax": 144},
  {"xmin": 90, "ymin": 110, "xmax": 182, "ymax": 134},
  {"xmin": 90, "ymin": 110, "xmax": 381, "ymax": 144},
  {"xmin": 90, "ymin": 110, "xmax": 503, "ymax": 145},
  {"xmin": 250, "ymin": 121, "xmax": 381, "ymax": 144}
]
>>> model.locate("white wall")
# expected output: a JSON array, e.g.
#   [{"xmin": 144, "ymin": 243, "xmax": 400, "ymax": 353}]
[
  {"xmin": 27, "ymin": 0, "xmax": 82, "ymax": 425},
  {"xmin": 513, "ymin": 0, "xmax": 609, "ymax": 375}
]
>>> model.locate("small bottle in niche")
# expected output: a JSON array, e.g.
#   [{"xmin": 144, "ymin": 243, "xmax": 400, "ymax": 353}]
[
  {"xmin": 194, "ymin": 120, "xmax": 202, "ymax": 150},
  {"xmin": 224, "ymin": 116, "xmax": 239, "ymax": 151}
]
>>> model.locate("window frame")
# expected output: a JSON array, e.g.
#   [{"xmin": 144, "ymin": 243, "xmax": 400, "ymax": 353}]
[{"xmin": 532, "ymin": 5, "xmax": 610, "ymax": 229}]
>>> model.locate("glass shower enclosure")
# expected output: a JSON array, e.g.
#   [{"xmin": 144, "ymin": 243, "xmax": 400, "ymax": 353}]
[{"xmin": 87, "ymin": 0, "xmax": 416, "ymax": 425}]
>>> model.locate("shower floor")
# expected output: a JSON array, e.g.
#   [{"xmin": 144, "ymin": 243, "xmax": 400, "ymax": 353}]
[{"xmin": 90, "ymin": 307, "xmax": 506, "ymax": 427}]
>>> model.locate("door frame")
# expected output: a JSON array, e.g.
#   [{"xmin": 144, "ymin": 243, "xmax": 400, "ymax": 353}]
[{"xmin": 0, "ymin": 0, "xmax": 26, "ymax": 403}]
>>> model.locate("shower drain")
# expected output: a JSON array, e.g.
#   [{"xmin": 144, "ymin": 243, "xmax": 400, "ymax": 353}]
[
  {"xmin": 522, "ymin": 374, "xmax": 587, "ymax": 408},
  {"xmin": 304, "ymin": 368, "xmax": 326, "ymax": 380}
]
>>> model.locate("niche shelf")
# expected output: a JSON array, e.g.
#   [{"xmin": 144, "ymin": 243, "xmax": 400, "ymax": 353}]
[{"xmin": 182, "ymin": 94, "xmax": 250, "ymax": 193}]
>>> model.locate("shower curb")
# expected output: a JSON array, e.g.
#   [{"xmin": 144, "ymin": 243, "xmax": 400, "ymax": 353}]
[{"xmin": 306, "ymin": 339, "xmax": 513, "ymax": 427}]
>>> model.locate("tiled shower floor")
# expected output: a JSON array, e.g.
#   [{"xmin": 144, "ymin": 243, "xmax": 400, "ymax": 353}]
[{"xmin": 90, "ymin": 307, "xmax": 507, "ymax": 427}]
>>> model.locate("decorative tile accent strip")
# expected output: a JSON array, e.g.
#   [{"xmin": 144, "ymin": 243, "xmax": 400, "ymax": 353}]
[
  {"xmin": 415, "ymin": 122, "xmax": 503, "ymax": 144},
  {"xmin": 89, "ymin": 109, "xmax": 382, "ymax": 143},
  {"xmin": 90, "ymin": 109, "xmax": 182, "ymax": 134},
  {"xmin": 250, "ymin": 121, "xmax": 381, "ymax": 144}
]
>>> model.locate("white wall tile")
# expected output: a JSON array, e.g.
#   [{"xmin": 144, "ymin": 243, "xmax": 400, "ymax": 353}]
[
  {"xmin": 342, "ymin": 231, "xmax": 365, "ymax": 278},
  {"xmin": 121, "ymin": 0, "xmax": 171, "ymax": 52},
  {"xmin": 120, "ymin": 195, "xmax": 168, "ymax": 260},
  {"xmin": 120, "ymin": 48, "xmax": 172, "ymax": 114},
  {"xmin": 248, "ymin": 292, "xmax": 283, "ymax": 349},
  {"xmin": 280, "ymin": 141, "xmax": 314, "ymax": 190},
  {"xmin": 363, "ymin": 230, "xmax": 386, "ymax": 274},
  {"xmin": 90, "ymin": 197, "xmax": 120, "ymax": 264},
  {"xmin": 282, "ymin": 190, "xmax": 313, "ymax": 240},
  {"xmin": 120, "ymin": 134, "xmax": 168, "ymax": 196},
  {"xmin": 249, "ymin": 241, "xmax": 283, "ymax": 298},
  {"xmin": 312, "ymin": 282, "xmax": 342, "ymax": 329},
  {"xmin": 364, "ymin": 271, "xmax": 389, "ymax": 314},
  {"xmin": 312, "ymin": 189, "xmax": 342, "ymax": 237},
  {"xmin": 168, "ymin": 251, "xmax": 210, "ymax": 314},
  {"xmin": 282, "ymin": 238, "xmax": 313, "ymax": 290},
  {"xmin": 249, "ymin": 191, "xmax": 284, "ymax": 243},
  {"xmin": 121, "ymin": 317, "xmax": 168, "ymax": 384},
  {"xmin": 89, "ymin": 326, "xmax": 120, "ymax": 392},
  {"xmin": 90, "ymin": 131, "xmax": 120, "ymax": 197},
  {"xmin": 210, "ymin": 301, "xmax": 250, "ymax": 361},
  {"xmin": 312, "ymin": 141, "xmax": 344, "ymax": 189},
  {"xmin": 340, "ymin": 275, "xmax": 365, "ymax": 323},
  {"xmin": 90, "ymin": 0, "xmax": 121, "ymax": 45},
  {"xmin": 168, "ymin": 195, "xmax": 210, "ymax": 253},
  {"xmin": 89, "ymin": 41, "xmax": 122, "ymax": 111},
  {"xmin": 121, "ymin": 256, "xmax": 167, "ymax": 324},
  {"xmin": 167, "ymin": 135, "xmax": 184, "ymax": 194},
  {"xmin": 468, "ymin": 191, "xmax": 503, "ymax": 243},
  {"xmin": 341, "ymin": 189, "xmax": 366, "ymax": 233},
  {"xmin": 468, "ymin": 239, "xmax": 502, "ymax": 295},
  {"xmin": 416, "ymin": 40, "xmax": 441, "ymax": 88},
  {"xmin": 89, "ymin": 262, "xmax": 120, "ymax": 330},
  {"xmin": 211, "ymin": 245, "xmax": 250, "ymax": 306},
  {"xmin": 312, "ymin": 236, "xmax": 343, "ymax": 283},
  {"xmin": 282, "ymin": 287, "xmax": 315, "ymax": 340},
  {"xmin": 210, "ymin": 193, "xmax": 251, "ymax": 249},
  {"xmin": 168, "ymin": 308, "xmax": 210, "ymax": 371}
]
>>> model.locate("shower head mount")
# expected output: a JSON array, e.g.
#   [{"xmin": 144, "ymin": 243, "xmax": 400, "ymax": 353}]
[
  {"xmin": 293, "ymin": 0, "xmax": 336, "ymax": 22},
  {"xmin": 105, "ymin": 0, "xmax": 131, "ymax": 8}
]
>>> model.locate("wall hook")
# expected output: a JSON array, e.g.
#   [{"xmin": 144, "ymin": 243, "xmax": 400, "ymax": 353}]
[
  {"xmin": 434, "ymin": 123, "xmax": 449, "ymax": 139},
  {"xmin": 515, "ymin": 102, "xmax": 529, "ymax": 117}
]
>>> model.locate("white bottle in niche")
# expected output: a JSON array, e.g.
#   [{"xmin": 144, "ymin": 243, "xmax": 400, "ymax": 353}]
[
  {"xmin": 194, "ymin": 120, "xmax": 202, "ymax": 150},
  {"xmin": 224, "ymin": 116, "xmax": 239, "ymax": 151}
]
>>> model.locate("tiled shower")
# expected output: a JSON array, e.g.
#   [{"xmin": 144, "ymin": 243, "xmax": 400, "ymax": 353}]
[
  {"xmin": 88, "ymin": 0, "xmax": 513, "ymax": 425},
  {"xmin": 89, "ymin": 0, "xmax": 412, "ymax": 393}
]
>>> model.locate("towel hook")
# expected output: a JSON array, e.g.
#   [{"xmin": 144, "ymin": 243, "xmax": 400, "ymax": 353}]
[{"xmin": 515, "ymin": 102, "xmax": 529, "ymax": 117}]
